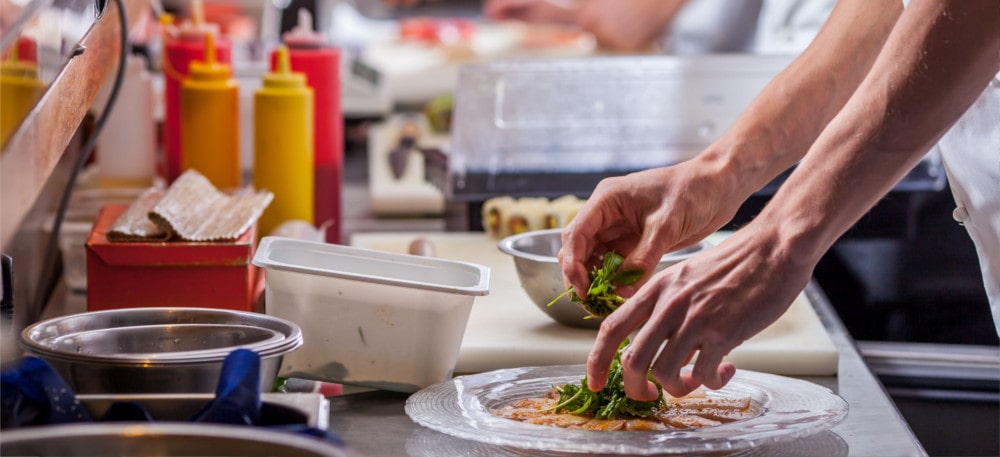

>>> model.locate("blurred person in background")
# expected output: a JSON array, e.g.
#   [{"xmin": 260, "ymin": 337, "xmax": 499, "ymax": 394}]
[{"xmin": 483, "ymin": 0, "xmax": 835, "ymax": 55}]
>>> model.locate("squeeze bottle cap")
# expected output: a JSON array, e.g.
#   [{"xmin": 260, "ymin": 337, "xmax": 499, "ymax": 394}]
[
  {"xmin": 177, "ymin": 0, "xmax": 221, "ymax": 40},
  {"xmin": 282, "ymin": 8, "xmax": 324, "ymax": 48},
  {"xmin": 1, "ymin": 46, "xmax": 38, "ymax": 79},
  {"xmin": 188, "ymin": 33, "xmax": 230, "ymax": 81},
  {"xmin": 263, "ymin": 46, "xmax": 307, "ymax": 89}
]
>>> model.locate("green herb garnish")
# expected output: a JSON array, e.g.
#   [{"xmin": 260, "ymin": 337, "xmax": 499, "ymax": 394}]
[
  {"xmin": 547, "ymin": 339, "xmax": 664, "ymax": 419},
  {"xmin": 547, "ymin": 251, "xmax": 644, "ymax": 318}
]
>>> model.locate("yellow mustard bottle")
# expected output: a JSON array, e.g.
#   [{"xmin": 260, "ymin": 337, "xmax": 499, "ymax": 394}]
[
  {"xmin": 181, "ymin": 32, "xmax": 240, "ymax": 189},
  {"xmin": 0, "ymin": 46, "xmax": 45, "ymax": 149},
  {"xmin": 253, "ymin": 45, "xmax": 314, "ymax": 237}
]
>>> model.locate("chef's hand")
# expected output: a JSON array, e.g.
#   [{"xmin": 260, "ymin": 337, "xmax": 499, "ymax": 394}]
[
  {"xmin": 588, "ymin": 224, "xmax": 812, "ymax": 399},
  {"xmin": 559, "ymin": 153, "xmax": 745, "ymax": 300},
  {"xmin": 483, "ymin": 0, "xmax": 581, "ymax": 25},
  {"xmin": 574, "ymin": 0, "xmax": 687, "ymax": 52}
]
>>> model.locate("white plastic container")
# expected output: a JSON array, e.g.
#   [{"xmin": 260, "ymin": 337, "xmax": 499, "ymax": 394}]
[{"xmin": 252, "ymin": 236, "xmax": 490, "ymax": 392}]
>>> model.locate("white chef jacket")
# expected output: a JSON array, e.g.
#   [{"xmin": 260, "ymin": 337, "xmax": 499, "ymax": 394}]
[
  {"xmin": 938, "ymin": 75, "xmax": 1000, "ymax": 334},
  {"xmin": 660, "ymin": 0, "xmax": 836, "ymax": 56},
  {"xmin": 900, "ymin": 0, "xmax": 1000, "ymax": 333}
]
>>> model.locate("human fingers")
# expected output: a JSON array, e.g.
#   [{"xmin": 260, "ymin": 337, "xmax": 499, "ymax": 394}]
[
  {"xmin": 611, "ymin": 284, "xmax": 685, "ymax": 400},
  {"xmin": 647, "ymin": 321, "xmax": 702, "ymax": 398},
  {"xmin": 559, "ymin": 205, "xmax": 605, "ymax": 297},
  {"xmin": 584, "ymin": 290, "xmax": 654, "ymax": 392},
  {"xmin": 483, "ymin": 0, "xmax": 532, "ymax": 19},
  {"xmin": 688, "ymin": 346, "xmax": 735, "ymax": 391}
]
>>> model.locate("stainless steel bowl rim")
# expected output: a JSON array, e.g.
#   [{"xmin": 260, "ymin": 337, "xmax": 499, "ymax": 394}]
[
  {"xmin": 0, "ymin": 422, "xmax": 347, "ymax": 456},
  {"xmin": 21, "ymin": 340, "xmax": 302, "ymax": 366},
  {"xmin": 38, "ymin": 323, "xmax": 289, "ymax": 359},
  {"xmin": 498, "ymin": 228, "xmax": 712, "ymax": 263},
  {"xmin": 21, "ymin": 334, "xmax": 303, "ymax": 365},
  {"xmin": 20, "ymin": 308, "xmax": 304, "ymax": 364}
]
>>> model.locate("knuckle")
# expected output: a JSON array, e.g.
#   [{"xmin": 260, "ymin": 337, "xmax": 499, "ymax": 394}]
[{"xmin": 618, "ymin": 349, "xmax": 645, "ymax": 374}]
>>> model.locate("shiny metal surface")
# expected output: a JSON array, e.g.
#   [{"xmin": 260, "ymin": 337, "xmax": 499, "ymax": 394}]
[
  {"xmin": 46, "ymin": 324, "xmax": 284, "ymax": 357},
  {"xmin": 19, "ymin": 307, "xmax": 303, "ymax": 393},
  {"xmin": 322, "ymin": 282, "xmax": 927, "ymax": 457},
  {"xmin": 498, "ymin": 228, "xmax": 711, "ymax": 328},
  {"xmin": 0, "ymin": 422, "xmax": 348, "ymax": 457}
]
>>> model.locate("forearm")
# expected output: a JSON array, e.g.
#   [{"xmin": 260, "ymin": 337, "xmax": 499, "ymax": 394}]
[
  {"xmin": 700, "ymin": 0, "xmax": 902, "ymax": 198},
  {"xmin": 758, "ymin": 0, "xmax": 1000, "ymax": 266}
]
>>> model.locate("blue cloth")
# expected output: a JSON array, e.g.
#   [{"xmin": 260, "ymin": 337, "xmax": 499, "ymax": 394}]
[
  {"xmin": 192, "ymin": 348, "xmax": 261, "ymax": 425},
  {"xmin": 0, "ymin": 350, "xmax": 343, "ymax": 447},
  {"xmin": 0, "ymin": 356, "xmax": 92, "ymax": 427}
]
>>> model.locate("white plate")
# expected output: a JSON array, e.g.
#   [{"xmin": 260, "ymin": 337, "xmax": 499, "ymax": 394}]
[{"xmin": 405, "ymin": 365, "xmax": 848, "ymax": 455}]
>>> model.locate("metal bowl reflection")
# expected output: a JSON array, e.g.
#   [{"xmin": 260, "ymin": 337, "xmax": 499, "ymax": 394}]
[
  {"xmin": 498, "ymin": 229, "xmax": 711, "ymax": 329},
  {"xmin": 0, "ymin": 423, "xmax": 347, "ymax": 456},
  {"xmin": 19, "ymin": 307, "xmax": 303, "ymax": 393}
]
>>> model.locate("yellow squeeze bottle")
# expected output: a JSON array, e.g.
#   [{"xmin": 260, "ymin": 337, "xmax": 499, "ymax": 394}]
[
  {"xmin": 0, "ymin": 46, "xmax": 44, "ymax": 149},
  {"xmin": 253, "ymin": 45, "xmax": 314, "ymax": 237},
  {"xmin": 181, "ymin": 32, "xmax": 240, "ymax": 189}
]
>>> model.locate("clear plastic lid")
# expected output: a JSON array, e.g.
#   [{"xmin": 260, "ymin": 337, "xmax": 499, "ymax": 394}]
[{"xmin": 447, "ymin": 55, "xmax": 794, "ymax": 200}]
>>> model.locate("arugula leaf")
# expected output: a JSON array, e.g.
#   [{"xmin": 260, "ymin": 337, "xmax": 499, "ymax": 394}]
[
  {"xmin": 547, "ymin": 339, "xmax": 664, "ymax": 419},
  {"xmin": 547, "ymin": 251, "xmax": 645, "ymax": 319}
]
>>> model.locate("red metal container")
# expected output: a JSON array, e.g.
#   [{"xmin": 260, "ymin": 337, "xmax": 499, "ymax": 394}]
[{"xmin": 86, "ymin": 204, "xmax": 261, "ymax": 311}]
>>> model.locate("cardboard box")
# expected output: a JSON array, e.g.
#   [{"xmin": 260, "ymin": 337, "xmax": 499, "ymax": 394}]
[{"xmin": 86, "ymin": 204, "xmax": 261, "ymax": 311}]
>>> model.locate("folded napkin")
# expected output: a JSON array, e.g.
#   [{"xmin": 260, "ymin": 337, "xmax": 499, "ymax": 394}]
[
  {"xmin": 108, "ymin": 170, "xmax": 273, "ymax": 242},
  {"xmin": 105, "ymin": 186, "xmax": 168, "ymax": 241}
]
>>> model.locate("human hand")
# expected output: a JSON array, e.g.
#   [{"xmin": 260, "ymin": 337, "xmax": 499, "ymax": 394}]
[
  {"xmin": 559, "ymin": 155, "xmax": 745, "ymax": 301},
  {"xmin": 574, "ymin": 0, "xmax": 686, "ymax": 51},
  {"xmin": 587, "ymin": 225, "xmax": 813, "ymax": 399},
  {"xmin": 483, "ymin": 0, "xmax": 581, "ymax": 25}
]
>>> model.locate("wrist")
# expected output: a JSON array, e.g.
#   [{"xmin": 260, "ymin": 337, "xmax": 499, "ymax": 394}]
[{"xmin": 697, "ymin": 130, "xmax": 789, "ymax": 200}]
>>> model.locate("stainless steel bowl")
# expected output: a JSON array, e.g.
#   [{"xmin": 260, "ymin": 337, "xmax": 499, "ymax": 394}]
[
  {"xmin": 0, "ymin": 423, "xmax": 348, "ymax": 456},
  {"xmin": 19, "ymin": 307, "xmax": 303, "ymax": 393},
  {"xmin": 498, "ymin": 229, "xmax": 711, "ymax": 329}
]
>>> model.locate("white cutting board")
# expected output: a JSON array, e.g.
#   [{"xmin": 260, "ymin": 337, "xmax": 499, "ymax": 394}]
[{"xmin": 351, "ymin": 231, "xmax": 838, "ymax": 376}]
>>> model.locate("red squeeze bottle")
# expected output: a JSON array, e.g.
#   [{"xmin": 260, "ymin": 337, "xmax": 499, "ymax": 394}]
[
  {"xmin": 271, "ymin": 9, "xmax": 342, "ymax": 243},
  {"xmin": 161, "ymin": 1, "xmax": 231, "ymax": 184}
]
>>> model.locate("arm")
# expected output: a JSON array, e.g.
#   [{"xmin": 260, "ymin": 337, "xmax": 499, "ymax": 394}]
[
  {"xmin": 484, "ymin": 0, "xmax": 687, "ymax": 52},
  {"xmin": 561, "ymin": 0, "xmax": 902, "ymax": 298},
  {"xmin": 593, "ymin": 0, "xmax": 1000, "ymax": 399}
]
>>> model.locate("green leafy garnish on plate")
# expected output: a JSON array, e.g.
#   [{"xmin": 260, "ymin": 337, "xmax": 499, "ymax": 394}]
[
  {"xmin": 547, "ymin": 339, "xmax": 664, "ymax": 420},
  {"xmin": 547, "ymin": 251, "xmax": 644, "ymax": 318}
]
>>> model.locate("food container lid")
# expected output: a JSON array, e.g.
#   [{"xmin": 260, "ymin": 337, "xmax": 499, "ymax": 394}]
[{"xmin": 253, "ymin": 236, "xmax": 490, "ymax": 296}]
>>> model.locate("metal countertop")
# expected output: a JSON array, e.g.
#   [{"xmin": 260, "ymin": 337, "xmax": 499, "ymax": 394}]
[{"xmin": 324, "ymin": 279, "xmax": 926, "ymax": 456}]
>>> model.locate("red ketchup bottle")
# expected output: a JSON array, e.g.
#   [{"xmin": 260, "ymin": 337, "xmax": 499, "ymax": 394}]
[
  {"xmin": 271, "ymin": 8, "xmax": 342, "ymax": 243},
  {"xmin": 161, "ymin": 0, "xmax": 231, "ymax": 184}
]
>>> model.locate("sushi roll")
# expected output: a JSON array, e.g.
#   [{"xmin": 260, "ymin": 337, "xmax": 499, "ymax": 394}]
[
  {"xmin": 545, "ymin": 195, "xmax": 584, "ymax": 229},
  {"xmin": 482, "ymin": 196, "xmax": 516, "ymax": 238},
  {"xmin": 507, "ymin": 197, "xmax": 549, "ymax": 235}
]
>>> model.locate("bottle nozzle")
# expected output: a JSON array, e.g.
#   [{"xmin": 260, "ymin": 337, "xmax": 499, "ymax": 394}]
[
  {"xmin": 190, "ymin": 0, "xmax": 205, "ymax": 26},
  {"xmin": 204, "ymin": 32, "xmax": 216, "ymax": 66},
  {"xmin": 282, "ymin": 7, "xmax": 324, "ymax": 47},
  {"xmin": 275, "ymin": 45, "xmax": 291, "ymax": 75},
  {"xmin": 296, "ymin": 8, "xmax": 313, "ymax": 34},
  {"xmin": 262, "ymin": 45, "xmax": 305, "ymax": 88}
]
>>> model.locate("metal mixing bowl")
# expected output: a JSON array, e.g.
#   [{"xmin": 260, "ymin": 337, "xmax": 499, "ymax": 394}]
[
  {"xmin": 19, "ymin": 307, "xmax": 303, "ymax": 393},
  {"xmin": 498, "ymin": 229, "xmax": 712, "ymax": 329},
  {"xmin": 0, "ymin": 423, "xmax": 348, "ymax": 456}
]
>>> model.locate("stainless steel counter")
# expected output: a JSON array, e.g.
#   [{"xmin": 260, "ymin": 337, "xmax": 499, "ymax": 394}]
[{"xmin": 324, "ymin": 282, "xmax": 927, "ymax": 456}]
